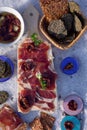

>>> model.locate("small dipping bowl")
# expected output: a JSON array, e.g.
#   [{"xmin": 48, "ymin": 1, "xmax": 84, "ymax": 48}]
[
  {"xmin": 0, "ymin": 55, "xmax": 14, "ymax": 82},
  {"xmin": 60, "ymin": 57, "xmax": 79, "ymax": 75},
  {"xmin": 63, "ymin": 94, "xmax": 83, "ymax": 116},
  {"xmin": 61, "ymin": 116, "xmax": 80, "ymax": 130}
]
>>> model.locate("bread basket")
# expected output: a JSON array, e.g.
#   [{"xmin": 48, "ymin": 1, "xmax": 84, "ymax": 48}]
[{"xmin": 39, "ymin": 14, "xmax": 87, "ymax": 50}]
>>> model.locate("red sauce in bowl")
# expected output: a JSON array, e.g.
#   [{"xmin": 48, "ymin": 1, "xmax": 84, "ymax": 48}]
[{"xmin": 0, "ymin": 12, "xmax": 21, "ymax": 43}]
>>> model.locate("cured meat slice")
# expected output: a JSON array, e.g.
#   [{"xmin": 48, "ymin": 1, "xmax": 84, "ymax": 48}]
[
  {"xmin": 19, "ymin": 67, "xmax": 57, "ymax": 90},
  {"xmin": 36, "ymin": 89, "xmax": 56, "ymax": 99},
  {"xmin": 0, "ymin": 105, "xmax": 27, "ymax": 130},
  {"xmin": 18, "ymin": 38, "xmax": 49, "ymax": 62},
  {"xmin": 18, "ymin": 88, "xmax": 57, "ymax": 112},
  {"xmin": 35, "ymin": 68, "xmax": 57, "ymax": 90},
  {"xmin": 18, "ymin": 37, "xmax": 58, "ymax": 113},
  {"xmin": 18, "ymin": 89, "xmax": 36, "ymax": 113},
  {"xmin": 35, "ymin": 101, "xmax": 55, "ymax": 111},
  {"xmin": 18, "ymin": 61, "xmax": 52, "ymax": 88}
]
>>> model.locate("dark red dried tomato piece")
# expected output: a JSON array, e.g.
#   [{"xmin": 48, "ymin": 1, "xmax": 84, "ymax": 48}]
[
  {"xmin": 68, "ymin": 100, "xmax": 78, "ymax": 111},
  {"xmin": 64, "ymin": 121, "xmax": 74, "ymax": 130},
  {"xmin": 0, "ymin": 13, "xmax": 21, "ymax": 42}
]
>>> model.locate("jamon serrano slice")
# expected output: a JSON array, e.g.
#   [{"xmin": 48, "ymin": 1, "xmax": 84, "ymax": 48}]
[
  {"xmin": 0, "ymin": 105, "xmax": 27, "ymax": 130},
  {"xmin": 18, "ymin": 89, "xmax": 36, "ymax": 113},
  {"xmin": 18, "ymin": 36, "xmax": 58, "ymax": 113}
]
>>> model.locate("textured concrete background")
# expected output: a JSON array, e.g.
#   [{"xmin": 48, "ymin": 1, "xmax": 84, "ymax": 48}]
[{"xmin": 0, "ymin": 0, "xmax": 87, "ymax": 129}]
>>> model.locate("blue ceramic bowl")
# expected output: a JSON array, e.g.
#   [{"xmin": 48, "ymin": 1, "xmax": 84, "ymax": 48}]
[
  {"xmin": 0, "ymin": 55, "xmax": 14, "ymax": 82},
  {"xmin": 60, "ymin": 57, "xmax": 79, "ymax": 75},
  {"xmin": 61, "ymin": 116, "xmax": 80, "ymax": 130}
]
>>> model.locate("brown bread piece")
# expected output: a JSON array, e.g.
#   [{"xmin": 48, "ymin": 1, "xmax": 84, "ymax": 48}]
[
  {"xmin": 40, "ymin": 119, "xmax": 51, "ymax": 130},
  {"xmin": 29, "ymin": 117, "xmax": 44, "ymax": 130},
  {"xmin": 40, "ymin": 0, "xmax": 69, "ymax": 22},
  {"xmin": 29, "ymin": 112, "xmax": 55, "ymax": 130},
  {"xmin": 69, "ymin": 1, "xmax": 81, "ymax": 13},
  {"xmin": 40, "ymin": 112, "xmax": 55, "ymax": 128},
  {"xmin": 17, "ymin": 123, "xmax": 27, "ymax": 130},
  {"xmin": 74, "ymin": 14, "xmax": 82, "ymax": 32}
]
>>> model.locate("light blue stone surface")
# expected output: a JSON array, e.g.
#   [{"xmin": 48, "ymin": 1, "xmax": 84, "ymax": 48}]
[{"xmin": 0, "ymin": 0, "xmax": 87, "ymax": 129}]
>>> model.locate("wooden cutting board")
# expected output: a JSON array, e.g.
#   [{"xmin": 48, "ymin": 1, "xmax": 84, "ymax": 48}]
[{"xmin": 22, "ymin": 4, "xmax": 40, "ymax": 36}]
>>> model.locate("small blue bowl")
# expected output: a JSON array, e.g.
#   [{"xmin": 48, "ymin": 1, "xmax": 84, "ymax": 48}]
[
  {"xmin": 60, "ymin": 57, "xmax": 79, "ymax": 75},
  {"xmin": 61, "ymin": 116, "xmax": 81, "ymax": 130},
  {"xmin": 0, "ymin": 55, "xmax": 14, "ymax": 82}
]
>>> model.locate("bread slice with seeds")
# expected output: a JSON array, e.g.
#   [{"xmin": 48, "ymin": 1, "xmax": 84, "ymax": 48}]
[
  {"xmin": 29, "ymin": 117, "xmax": 44, "ymax": 130},
  {"xmin": 40, "ymin": 0, "xmax": 69, "ymax": 22}
]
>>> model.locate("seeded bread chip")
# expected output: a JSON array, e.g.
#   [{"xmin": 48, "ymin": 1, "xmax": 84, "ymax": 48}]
[
  {"xmin": 40, "ymin": 0, "xmax": 69, "ymax": 22},
  {"xmin": 69, "ymin": 1, "xmax": 81, "ymax": 13},
  {"xmin": 29, "ymin": 113, "xmax": 55, "ymax": 130},
  {"xmin": 17, "ymin": 123, "xmax": 27, "ymax": 130},
  {"xmin": 29, "ymin": 117, "xmax": 44, "ymax": 130},
  {"xmin": 40, "ymin": 119, "xmax": 51, "ymax": 130},
  {"xmin": 61, "ymin": 13, "xmax": 74, "ymax": 32},
  {"xmin": 64, "ymin": 34, "xmax": 75, "ymax": 44},
  {"xmin": 48, "ymin": 19, "xmax": 67, "ymax": 39},
  {"xmin": 40, "ymin": 112, "xmax": 55, "ymax": 128},
  {"xmin": 74, "ymin": 14, "xmax": 82, "ymax": 32}
]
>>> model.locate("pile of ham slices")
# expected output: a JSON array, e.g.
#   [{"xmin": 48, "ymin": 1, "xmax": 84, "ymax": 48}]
[
  {"xmin": 0, "ymin": 105, "xmax": 27, "ymax": 130},
  {"xmin": 17, "ymin": 38, "xmax": 58, "ymax": 113}
]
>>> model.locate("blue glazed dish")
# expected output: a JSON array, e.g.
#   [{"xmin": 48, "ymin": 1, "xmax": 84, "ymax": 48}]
[
  {"xmin": 60, "ymin": 57, "xmax": 79, "ymax": 75},
  {"xmin": 0, "ymin": 55, "xmax": 14, "ymax": 82},
  {"xmin": 61, "ymin": 116, "xmax": 81, "ymax": 130}
]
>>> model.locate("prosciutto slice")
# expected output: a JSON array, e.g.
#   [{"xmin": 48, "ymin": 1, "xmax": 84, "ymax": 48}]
[
  {"xmin": 0, "ymin": 105, "xmax": 27, "ymax": 130},
  {"xmin": 18, "ymin": 89, "xmax": 36, "ymax": 112},
  {"xmin": 18, "ymin": 38, "xmax": 58, "ymax": 113}
]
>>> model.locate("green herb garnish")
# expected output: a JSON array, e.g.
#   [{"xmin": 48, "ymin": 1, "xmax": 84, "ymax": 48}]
[
  {"xmin": 40, "ymin": 79, "xmax": 47, "ymax": 89},
  {"xmin": 36, "ymin": 72, "xmax": 47, "ymax": 89},
  {"xmin": 31, "ymin": 33, "xmax": 42, "ymax": 46}
]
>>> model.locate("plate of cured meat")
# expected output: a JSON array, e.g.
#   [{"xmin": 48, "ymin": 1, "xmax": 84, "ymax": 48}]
[{"xmin": 17, "ymin": 33, "xmax": 58, "ymax": 113}]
